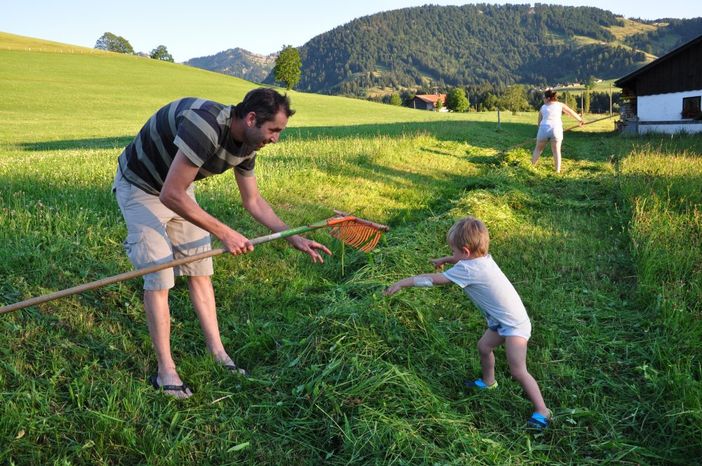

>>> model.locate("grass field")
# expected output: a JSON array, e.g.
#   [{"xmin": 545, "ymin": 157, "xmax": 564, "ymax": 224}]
[{"xmin": 1, "ymin": 33, "xmax": 701, "ymax": 465}]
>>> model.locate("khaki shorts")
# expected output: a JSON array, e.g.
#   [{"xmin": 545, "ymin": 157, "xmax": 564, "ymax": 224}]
[{"xmin": 113, "ymin": 169, "xmax": 213, "ymax": 291}]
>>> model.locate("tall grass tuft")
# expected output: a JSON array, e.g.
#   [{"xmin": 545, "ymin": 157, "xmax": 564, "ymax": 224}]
[{"xmin": 619, "ymin": 144, "xmax": 702, "ymax": 459}]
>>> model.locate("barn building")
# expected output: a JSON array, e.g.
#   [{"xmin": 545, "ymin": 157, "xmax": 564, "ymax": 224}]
[
  {"xmin": 411, "ymin": 94, "xmax": 447, "ymax": 111},
  {"xmin": 615, "ymin": 34, "xmax": 702, "ymax": 135}
]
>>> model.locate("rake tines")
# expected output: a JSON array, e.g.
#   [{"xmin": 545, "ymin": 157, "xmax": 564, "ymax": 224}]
[{"xmin": 327, "ymin": 212, "xmax": 390, "ymax": 252}]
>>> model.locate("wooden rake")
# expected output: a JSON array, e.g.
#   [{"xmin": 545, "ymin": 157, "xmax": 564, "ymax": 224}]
[
  {"xmin": 0, "ymin": 211, "xmax": 389, "ymax": 315},
  {"xmin": 501, "ymin": 113, "xmax": 618, "ymax": 154}
]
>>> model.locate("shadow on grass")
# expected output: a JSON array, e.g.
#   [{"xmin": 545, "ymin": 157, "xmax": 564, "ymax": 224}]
[
  {"xmin": 18, "ymin": 136, "xmax": 134, "ymax": 152},
  {"xmin": 19, "ymin": 120, "xmax": 538, "ymax": 153}
]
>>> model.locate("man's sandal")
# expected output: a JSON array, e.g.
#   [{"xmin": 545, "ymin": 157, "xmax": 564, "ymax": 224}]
[
  {"xmin": 464, "ymin": 378, "xmax": 498, "ymax": 390},
  {"xmin": 224, "ymin": 364, "xmax": 249, "ymax": 377},
  {"xmin": 148, "ymin": 374, "xmax": 192, "ymax": 396}
]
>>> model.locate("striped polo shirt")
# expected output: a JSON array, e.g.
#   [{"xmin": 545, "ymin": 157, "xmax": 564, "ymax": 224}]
[{"xmin": 117, "ymin": 97, "xmax": 257, "ymax": 195}]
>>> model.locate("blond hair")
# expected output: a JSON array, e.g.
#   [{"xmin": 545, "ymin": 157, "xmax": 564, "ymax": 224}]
[{"xmin": 447, "ymin": 216, "xmax": 489, "ymax": 257}]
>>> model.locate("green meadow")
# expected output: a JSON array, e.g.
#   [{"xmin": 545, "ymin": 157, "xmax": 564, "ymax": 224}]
[{"xmin": 1, "ymin": 32, "xmax": 700, "ymax": 464}]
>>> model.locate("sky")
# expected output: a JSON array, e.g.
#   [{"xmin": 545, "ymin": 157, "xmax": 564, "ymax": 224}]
[{"xmin": 2, "ymin": 1, "xmax": 701, "ymax": 63}]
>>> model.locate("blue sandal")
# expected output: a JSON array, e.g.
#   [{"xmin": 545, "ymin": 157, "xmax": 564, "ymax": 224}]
[
  {"xmin": 464, "ymin": 378, "xmax": 498, "ymax": 390},
  {"xmin": 527, "ymin": 412, "xmax": 550, "ymax": 429}
]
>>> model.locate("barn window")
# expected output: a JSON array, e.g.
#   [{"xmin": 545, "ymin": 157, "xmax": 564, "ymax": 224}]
[{"xmin": 682, "ymin": 96, "xmax": 701, "ymax": 119}]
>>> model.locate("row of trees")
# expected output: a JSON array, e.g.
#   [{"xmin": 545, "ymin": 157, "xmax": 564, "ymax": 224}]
[
  {"xmin": 374, "ymin": 84, "xmax": 620, "ymax": 114},
  {"xmin": 94, "ymin": 32, "xmax": 174, "ymax": 62}
]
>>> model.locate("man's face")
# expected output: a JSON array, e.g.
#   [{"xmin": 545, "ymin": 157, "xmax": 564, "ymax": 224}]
[{"xmin": 244, "ymin": 110, "xmax": 288, "ymax": 150}]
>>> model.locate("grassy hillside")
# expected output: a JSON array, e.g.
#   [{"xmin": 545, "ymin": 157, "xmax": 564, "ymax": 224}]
[
  {"xmin": 0, "ymin": 31, "xmax": 107, "ymax": 55},
  {"xmin": 0, "ymin": 31, "xmax": 491, "ymax": 145},
  {"xmin": 606, "ymin": 18, "xmax": 660, "ymax": 41},
  {"xmin": 1, "ymin": 34, "xmax": 700, "ymax": 465}
]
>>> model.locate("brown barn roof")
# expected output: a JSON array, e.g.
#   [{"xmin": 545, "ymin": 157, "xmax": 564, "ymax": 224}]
[
  {"xmin": 414, "ymin": 94, "xmax": 447, "ymax": 104},
  {"xmin": 615, "ymin": 33, "xmax": 702, "ymax": 90}
]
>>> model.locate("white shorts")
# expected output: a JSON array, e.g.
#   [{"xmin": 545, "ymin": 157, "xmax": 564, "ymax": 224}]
[
  {"xmin": 487, "ymin": 317, "xmax": 532, "ymax": 340},
  {"xmin": 113, "ymin": 169, "xmax": 213, "ymax": 291},
  {"xmin": 536, "ymin": 125, "xmax": 563, "ymax": 142}
]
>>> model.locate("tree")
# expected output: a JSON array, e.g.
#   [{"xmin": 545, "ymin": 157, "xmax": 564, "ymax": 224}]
[
  {"xmin": 564, "ymin": 91, "xmax": 578, "ymax": 110},
  {"xmin": 499, "ymin": 85, "xmax": 529, "ymax": 114},
  {"xmin": 583, "ymin": 76, "xmax": 596, "ymax": 114},
  {"xmin": 435, "ymin": 98, "xmax": 443, "ymax": 111},
  {"xmin": 446, "ymin": 88, "xmax": 470, "ymax": 112},
  {"xmin": 400, "ymin": 90, "xmax": 415, "ymax": 107},
  {"xmin": 389, "ymin": 93, "xmax": 402, "ymax": 106},
  {"xmin": 273, "ymin": 45, "xmax": 302, "ymax": 90},
  {"xmin": 150, "ymin": 45, "xmax": 174, "ymax": 62},
  {"xmin": 94, "ymin": 32, "xmax": 134, "ymax": 54},
  {"xmin": 482, "ymin": 93, "xmax": 499, "ymax": 111},
  {"xmin": 583, "ymin": 91, "xmax": 591, "ymax": 114}
]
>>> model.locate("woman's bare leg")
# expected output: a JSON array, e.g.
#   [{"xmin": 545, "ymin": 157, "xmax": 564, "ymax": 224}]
[
  {"xmin": 551, "ymin": 139, "xmax": 563, "ymax": 173},
  {"xmin": 531, "ymin": 140, "xmax": 549, "ymax": 166}
]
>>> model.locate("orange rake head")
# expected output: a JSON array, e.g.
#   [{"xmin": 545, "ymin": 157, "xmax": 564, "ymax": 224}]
[{"xmin": 326, "ymin": 212, "xmax": 390, "ymax": 252}]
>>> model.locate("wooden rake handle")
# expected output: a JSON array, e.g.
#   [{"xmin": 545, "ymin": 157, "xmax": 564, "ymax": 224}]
[
  {"xmin": 1, "ymin": 247, "xmax": 226, "ymax": 315},
  {"xmin": 564, "ymin": 114, "xmax": 617, "ymax": 133},
  {"xmin": 0, "ymin": 215, "xmax": 372, "ymax": 315}
]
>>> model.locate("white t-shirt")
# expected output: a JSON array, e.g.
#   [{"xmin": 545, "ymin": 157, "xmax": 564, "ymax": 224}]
[
  {"xmin": 442, "ymin": 255, "xmax": 530, "ymax": 328},
  {"xmin": 539, "ymin": 102, "xmax": 563, "ymax": 129}
]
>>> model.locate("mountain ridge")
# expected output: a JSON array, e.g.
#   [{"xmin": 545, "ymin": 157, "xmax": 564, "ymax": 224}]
[{"xmin": 184, "ymin": 47, "xmax": 275, "ymax": 83}]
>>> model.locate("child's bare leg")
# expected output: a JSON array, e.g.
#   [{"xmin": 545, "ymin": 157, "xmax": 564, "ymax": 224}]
[
  {"xmin": 531, "ymin": 140, "xmax": 548, "ymax": 165},
  {"xmin": 505, "ymin": 336, "xmax": 548, "ymax": 416},
  {"xmin": 477, "ymin": 329, "xmax": 504, "ymax": 385},
  {"xmin": 551, "ymin": 139, "xmax": 563, "ymax": 173}
]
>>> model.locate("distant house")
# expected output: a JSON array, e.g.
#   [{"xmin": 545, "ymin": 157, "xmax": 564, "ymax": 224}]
[
  {"xmin": 615, "ymin": 34, "xmax": 702, "ymax": 135},
  {"xmin": 412, "ymin": 94, "xmax": 447, "ymax": 111}
]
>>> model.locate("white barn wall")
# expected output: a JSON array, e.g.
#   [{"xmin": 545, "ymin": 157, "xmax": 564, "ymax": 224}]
[{"xmin": 638, "ymin": 89, "xmax": 702, "ymax": 134}]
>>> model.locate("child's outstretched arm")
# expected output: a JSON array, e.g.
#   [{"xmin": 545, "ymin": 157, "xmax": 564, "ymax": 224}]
[
  {"xmin": 430, "ymin": 256, "xmax": 460, "ymax": 270},
  {"xmin": 384, "ymin": 273, "xmax": 451, "ymax": 296}
]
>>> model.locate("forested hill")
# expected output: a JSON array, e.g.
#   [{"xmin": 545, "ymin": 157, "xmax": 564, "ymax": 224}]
[{"xmin": 281, "ymin": 4, "xmax": 699, "ymax": 95}]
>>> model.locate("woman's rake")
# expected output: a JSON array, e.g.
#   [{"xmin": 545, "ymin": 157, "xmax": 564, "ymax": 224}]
[{"xmin": 0, "ymin": 211, "xmax": 389, "ymax": 315}]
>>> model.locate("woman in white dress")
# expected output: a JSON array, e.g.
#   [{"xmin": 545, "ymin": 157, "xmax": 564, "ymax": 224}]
[{"xmin": 531, "ymin": 89, "xmax": 583, "ymax": 173}]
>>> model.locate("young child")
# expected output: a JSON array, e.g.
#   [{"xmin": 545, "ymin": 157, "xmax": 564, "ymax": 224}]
[{"xmin": 384, "ymin": 216, "xmax": 551, "ymax": 429}]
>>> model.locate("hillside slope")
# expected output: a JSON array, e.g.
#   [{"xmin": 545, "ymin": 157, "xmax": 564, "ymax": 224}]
[
  {"xmin": 623, "ymin": 17, "xmax": 702, "ymax": 55},
  {"xmin": 0, "ymin": 32, "xmax": 480, "ymax": 145}
]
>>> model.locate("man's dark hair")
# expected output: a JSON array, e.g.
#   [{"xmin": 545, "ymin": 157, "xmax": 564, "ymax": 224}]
[{"xmin": 234, "ymin": 88, "xmax": 295, "ymax": 126}]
